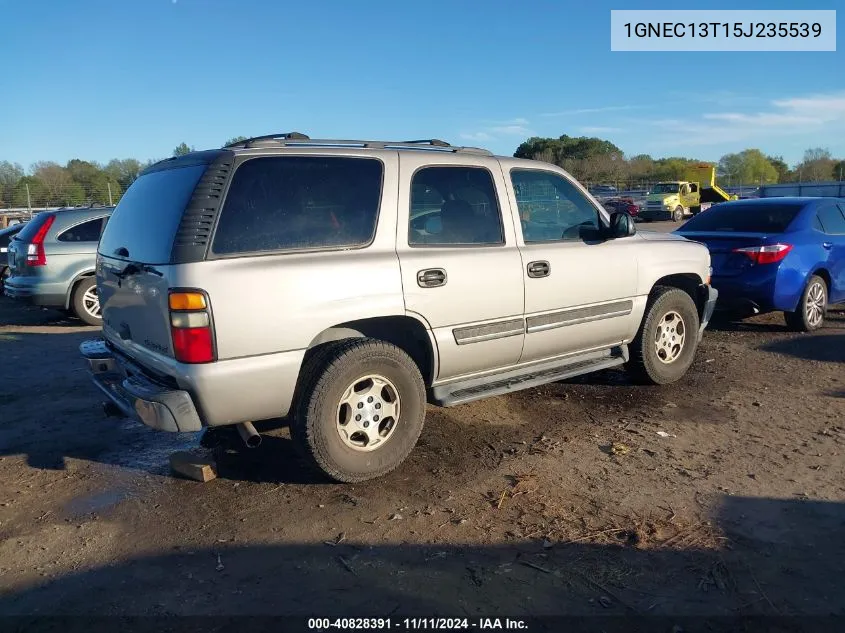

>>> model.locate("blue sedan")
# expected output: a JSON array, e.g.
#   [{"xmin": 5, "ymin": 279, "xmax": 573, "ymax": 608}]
[{"xmin": 675, "ymin": 197, "xmax": 845, "ymax": 331}]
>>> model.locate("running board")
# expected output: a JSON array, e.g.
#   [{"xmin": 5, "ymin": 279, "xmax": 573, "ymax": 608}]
[{"xmin": 430, "ymin": 345, "xmax": 628, "ymax": 407}]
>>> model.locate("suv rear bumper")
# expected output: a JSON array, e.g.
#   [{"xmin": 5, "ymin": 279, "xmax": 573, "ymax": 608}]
[
  {"xmin": 4, "ymin": 276, "xmax": 66, "ymax": 307},
  {"xmin": 80, "ymin": 339, "xmax": 203, "ymax": 432}
]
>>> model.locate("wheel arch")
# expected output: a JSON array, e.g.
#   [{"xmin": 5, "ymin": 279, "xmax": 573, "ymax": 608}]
[
  {"xmin": 305, "ymin": 315, "xmax": 437, "ymax": 387},
  {"xmin": 64, "ymin": 269, "xmax": 96, "ymax": 309},
  {"xmin": 650, "ymin": 273, "xmax": 707, "ymax": 322}
]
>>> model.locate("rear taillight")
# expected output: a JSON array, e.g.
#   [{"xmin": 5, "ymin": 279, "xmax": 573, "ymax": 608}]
[
  {"xmin": 169, "ymin": 291, "xmax": 215, "ymax": 363},
  {"xmin": 732, "ymin": 243, "xmax": 793, "ymax": 265},
  {"xmin": 25, "ymin": 215, "xmax": 55, "ymax": 266}
]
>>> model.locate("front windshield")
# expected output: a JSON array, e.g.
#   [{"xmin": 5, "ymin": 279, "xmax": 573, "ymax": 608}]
[{"xmin": 652, "ymin": 183, "xmax": 680, "ymax": 194}]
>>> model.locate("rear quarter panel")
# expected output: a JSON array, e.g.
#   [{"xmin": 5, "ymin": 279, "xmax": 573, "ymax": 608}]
[{"xmin": 175, "ymin": 151, "xmax": 404, "ymax": 360}]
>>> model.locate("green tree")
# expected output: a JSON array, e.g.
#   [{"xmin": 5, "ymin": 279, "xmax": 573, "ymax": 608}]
[
  {"xmin": 225, "ymin": 136, "xmax": 248, "ymax": 146},
  {"xmin": 0, "ymin": 161, "xmax": 24, "ymax": 206},
  {"xmin": 766, "ymin": 155, "xmax": 790, "ymax": 182},
  {"xmin": 12, "ymin": 176, "xmax": 46, "ymax": 208},
  {"xmin": 104, "ymin": 158, "xmax": 143, "ymax": 190},
  {"xmin": 796, "ymin": 147, "xmax": 835, "ymax": 182},
  {"xmin": 173, "ymin": 142, "xmax": 194, "ymax": 157},
  {"xmin": 63, "ymin": 182, "xmax": 86, "ymax": 206},
  {"xmin": 718, "ymin": 150, "xmax": 777, "ymax": 185},
  {"xmin": 32, "ymin": 161, "xmax": 72, "ymax": 205}
]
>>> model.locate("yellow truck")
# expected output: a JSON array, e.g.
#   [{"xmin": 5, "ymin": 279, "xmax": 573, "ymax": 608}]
[{"xmin": 640, "ymin": 163, "xmax": 737, "ymax": 222}]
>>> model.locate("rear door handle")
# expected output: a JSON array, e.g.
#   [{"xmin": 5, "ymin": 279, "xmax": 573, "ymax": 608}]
[
  {"xmin": 527, "ymin": 260, "xmax": 550, "ymax": 278},
  {"xmin": 822, "ymin": 242, "xmax": 833, "ymax": 250},
  {"xmin": 417, "ymin": 268, "xmax": 447, "ymax": 288}
]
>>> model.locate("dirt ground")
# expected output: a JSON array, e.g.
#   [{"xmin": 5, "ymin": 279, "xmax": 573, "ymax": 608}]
[{"xmin": 1, "ymin": 222, "xmax": 844, "ymax": 629}]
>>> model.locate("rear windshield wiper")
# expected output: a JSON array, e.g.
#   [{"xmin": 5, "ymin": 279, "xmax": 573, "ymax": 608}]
[{"xmin": 114, "ymin": 263, "xmax": 163, "ymax": 279}]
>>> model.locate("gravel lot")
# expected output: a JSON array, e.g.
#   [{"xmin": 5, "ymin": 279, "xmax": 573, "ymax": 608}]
[{"xmin": 1, "ymin": 221, "xmax": 844, "ymax": 626}]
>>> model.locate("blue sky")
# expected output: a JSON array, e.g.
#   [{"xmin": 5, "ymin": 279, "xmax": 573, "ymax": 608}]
[{"xmin": 1, "ymin": 0, "xmax": 843, "ymax": 169}]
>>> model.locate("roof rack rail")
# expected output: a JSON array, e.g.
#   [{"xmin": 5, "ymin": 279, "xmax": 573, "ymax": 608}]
[
  {"xmin": 227, "ymin": 136, "xmax": 492, "ymax": 156},
  {"xmin": 401, "ymin": 139, "xmax": 451, "ymax": 147},
  {"xmin": 223, "ymin": 132, "xmax": 310, "ymax": 148}
]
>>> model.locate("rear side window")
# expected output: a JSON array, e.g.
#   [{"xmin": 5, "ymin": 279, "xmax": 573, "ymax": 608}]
[
  {"xmin": 99, "ymin": 164, "xmax": 207, "ymax": 264},
  {"xmin": 212, "ymin": 157, "xmax": 383, "ymax": 255},
  {"xmin": 816, "ymin": 205, "xmax": 845, "ymax": 235},
  {"xmin": 16, "ymin": 212, "xmax": 55, "ymax": 243},
  {"xmin": 58, "ymin": 217, "xmax": 106, "ymax": 242},
  {"xmin": 680, "ymin": 203, "xmax": 801, "ymax": 233},
  {"xmin": 409, "ymin": 166, "xmax": 503, "ymax": 246}
]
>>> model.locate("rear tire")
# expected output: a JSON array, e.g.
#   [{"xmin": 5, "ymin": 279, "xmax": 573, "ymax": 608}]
[
  {"xmin": 672, "ymin": 206, "xmax": 684, "ymax": 222},
  {"xmin": 291, "ymin": 338, "xmax": 426, "ymax": 483},
  {"xmin": 71, "ymin": 277, "xmax": 102, "ymax": 326},
  {"xmin": 627, "ymin": 286, "xmax": 700, "ymax": 385},
  {"xmin": 784, "ymin": 275, "xmax": 827, "ymax": 332}
]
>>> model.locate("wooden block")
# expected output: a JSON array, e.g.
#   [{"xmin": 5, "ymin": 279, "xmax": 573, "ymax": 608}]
[{"xmin": 169, "ymin": 449, "xmax": 218, "ymax": 482}]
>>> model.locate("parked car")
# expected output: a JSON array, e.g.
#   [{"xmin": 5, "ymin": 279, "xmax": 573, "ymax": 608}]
[
  {"xmin": 5, "ymin": 206, "xmax": 114, "ymax": 325},
  {"xmin": 589, "ymin": 184, "xmax": 617, "ymax": 197},
  {"xmin": 80, "ymin": 134, "xmax": 716, "ymax": 483},
  {"xmin": 0, "ymin": 222, "xmax": 26, "ymax": 292},
  {"xmin": 676, "ymin": 197, "xmax": 845, "ymax": 331},
  {"xmin": 603, "ymin": 198, "xmax": 640, "ymax": 219}
]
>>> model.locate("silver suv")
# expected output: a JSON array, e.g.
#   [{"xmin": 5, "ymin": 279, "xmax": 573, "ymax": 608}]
[
  {"xmin": 6, "ymin": 206, "xmax": 114, "ymax": 325},
  {"xmin": 80, "ymin": 134, "xmax": 717, "ymax": 482}
]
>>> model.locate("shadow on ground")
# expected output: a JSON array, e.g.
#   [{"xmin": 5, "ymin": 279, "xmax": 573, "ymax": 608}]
[
  {"xmin": 0, "ymin": 496, "xmax": 843, "ymax": 631},
  {"xmin": 759, "ymin": 334, "xmax": 845, "ymax": 364}
]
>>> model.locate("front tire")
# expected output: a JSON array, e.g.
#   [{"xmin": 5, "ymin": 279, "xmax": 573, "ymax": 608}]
[
  {"xmin": 785, "ymin": 275, "xmax": 827, "ymax": 332},
  {"xmin": 291, "ymin": 338, "xmax": 426, "ymax": 483},
  {"xmin": 627, "ymin": 286, "xmax": 700, "ymax": 385},
  {"xmin": 71, "ymin": 277, "xmax": 102, "ymax": 326},
  {"xmin": 672, "ymin": 206, "xmax": 684, "ymax": 222}
]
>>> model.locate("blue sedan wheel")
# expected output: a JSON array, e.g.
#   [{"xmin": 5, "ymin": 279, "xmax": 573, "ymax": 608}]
[{"xmin": 785, "ymin": 275, "xmax": 828, "ymax": 332}]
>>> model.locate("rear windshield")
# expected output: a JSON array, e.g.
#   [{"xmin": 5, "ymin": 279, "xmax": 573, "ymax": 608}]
[
  {"xmin": 99, "ymin": 164, "xmax": 206, "ymax": 264},
  {"xmin": 211, "ymin": 156, "xmax": 383, "ymax": 255},
  {"xmin": 680, "ymin": 202, "xmax": 802, "ymax": 233},
  {"xmin": 15, "ymin": 212, "xmax": 54, "ymax": 243}
]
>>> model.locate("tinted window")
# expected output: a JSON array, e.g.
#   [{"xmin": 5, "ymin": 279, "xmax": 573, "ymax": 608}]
[
  {"xmin": 409, "ymin": 166, "xmax": 503, "ymax": 246},
  {"xmin": 58, "ymin": 218, "xmax": 105, "ymax": 242},
  {"xmin": 212, "ymin": 157, "xmax": 382, "ymax": 255},
  {"xmin": 511, "ymin": 169, "xmax": 600, "ymax": 242},
  {"xmin": 679, "ymin": 202, "xmax": 801, "ymax": 233},
  {"xmin": 816, "ymin": 205, "xmax": 845, "ymax": 235},
  {"xmin": 100, "ymin": 165, "xmax": 206, "ymax": 264}
]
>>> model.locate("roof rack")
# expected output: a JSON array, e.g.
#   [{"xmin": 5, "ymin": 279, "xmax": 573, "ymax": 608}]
[
  {"xmin": 224, "ymin": 132, "xmax": 310, "ymax": 148},
  {"xmin": 224, "ymin": 134, "xmax": 492, "ymax": 156}
]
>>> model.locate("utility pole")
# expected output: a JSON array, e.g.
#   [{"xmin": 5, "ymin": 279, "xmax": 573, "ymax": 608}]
[
  {"xmin": 25, "ymin": 183, "xmax": 32, "ymax": 217},
  {"xmin": 107, "ymin": 182, "xmax": 113, "ymax": 206}
]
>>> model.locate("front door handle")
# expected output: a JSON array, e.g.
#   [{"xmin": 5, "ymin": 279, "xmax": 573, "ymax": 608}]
[
  {"xmin": 527, "ymin": 260, "xmax": 550, "ymax": 278},
  {"xmin": 417, "ymin": 268, "xmax": 447, "ymax": 288},
  {"xmin": 822, "ymin": 242, "xmax": 833, "ymax": 250}
]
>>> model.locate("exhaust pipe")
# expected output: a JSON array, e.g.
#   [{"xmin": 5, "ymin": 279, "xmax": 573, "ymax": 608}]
[{"xmin": 236, "ymin": 422, "xmax": 262, "ymax": 449}]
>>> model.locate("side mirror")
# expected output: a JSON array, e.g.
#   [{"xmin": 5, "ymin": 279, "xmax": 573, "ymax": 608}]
[{"xmin": 609, "ymin": 211, "xmax": 636, "ymax": 238}]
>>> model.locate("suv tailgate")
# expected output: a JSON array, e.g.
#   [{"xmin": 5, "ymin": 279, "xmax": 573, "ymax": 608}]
[{"xmin": 96, "ymin": 162, "xmax": 210, "ymax": 361}]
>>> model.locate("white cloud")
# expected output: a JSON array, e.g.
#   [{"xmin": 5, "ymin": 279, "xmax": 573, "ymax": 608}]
[
  {"xmin": 632, "ymin": 91, "xmax": 845, "ymax": 150},
  {"xmin": 459, "ymin": 131, "xmax": 494, "ymax": 142},
  {"xmin": 489, "ymin": 124, "xmax": 532, "ymax": 135},
  {"xmin": 460, "ymin": 117, "xmax": 534, "ymax": 144}
]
